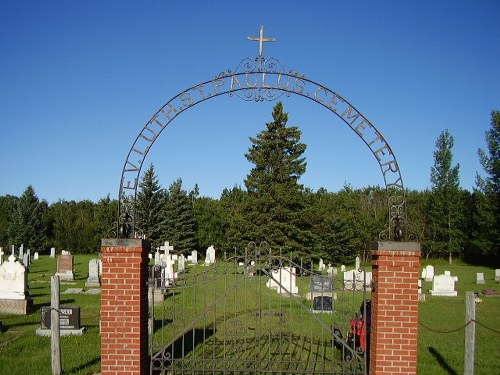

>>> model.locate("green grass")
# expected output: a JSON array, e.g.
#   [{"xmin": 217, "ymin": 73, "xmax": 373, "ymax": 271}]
[
  {"xmin": 0, "ymin": 254, "xmax": 101, "ymax": 375},
  {"xmin": 1, "ymin": 255, "xmax": 499, "ymax": 374}
]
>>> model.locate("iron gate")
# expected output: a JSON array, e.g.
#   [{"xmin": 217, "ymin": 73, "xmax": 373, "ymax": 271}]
[{"xmin": 149, "ymin": 243, "xmax": 369, "ymax": 374}]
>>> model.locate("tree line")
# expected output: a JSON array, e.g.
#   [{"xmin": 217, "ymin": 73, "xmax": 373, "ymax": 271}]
[{"xmin": 0, "ymin": 105, "xmax": 498, "ymax": 266}]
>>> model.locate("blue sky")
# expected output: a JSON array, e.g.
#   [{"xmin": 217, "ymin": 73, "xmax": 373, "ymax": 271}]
[{"xmin": 1, "ymin": 1, "xmax": 499, "ymax": 204}]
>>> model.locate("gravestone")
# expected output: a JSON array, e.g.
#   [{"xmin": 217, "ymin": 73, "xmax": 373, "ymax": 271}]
[
  {"xmin": 318, "ymin": 258, "xmax": 325, "ymax": 272},
  {"xmin": 418, "ymin": 279, "xmax": 425, "ymax": 302},
  {"xmin": 18, "ymin": 244, "xmax": 24, "ymax": 261},
  {"xmin": 50, "ymin": 247, "xmax": 56, "ymax": 258},
  {"xmin": 266, "ymin": 267, "xmax": 299, "ymax": 295},
  {"xmin": 85, "ymin": 259, "xmax": 101, "ymax": 287},
  {"xmin": 307, "ymin": 274, "xmax": 336, "ymax": 301},
  {"xmin": 56, "ymin": 255, "xmax": 74, "ymax": 281},
  {"xmin": 33, "ymin": 252, "xmax": 39, "ymax": 260},
  {"xmin": 495, "ymin": 269, "xmax": 500, "ymax": 282},
  {"xmin": 340, "ymin": 265, "xmax": 346, "ymax": 272},
  {"xmin": 36, "ymin": 305, "xmax": 85, "ymax": 336},
  {"xmin": 189, "ymin": 250, "xmax": 198, "ymax": 265},
  {"xmin": 429, "ymin": 275, "xmax": 457, "ymax": 296},
  {"xmin": 160, "ymin": 241, "xmax": 174, "ymax": 260},
  {"xmin": 22, "ymin": 253, "xmax": 29, "ymax": 269},
  {"xmin": 312, "ymin": 296, "xmax": 333, "ymax": 313},
  {"xmin": 476, "ymin": 273, "xmax": 485, "ymax": 285},
  {"xmin": 177, "ymin": 254, "xmax": 185, "ymax": 273},
  {"xmin": 154, "ymin": 249, "xmax": 161, "ymax": 265},
  {"xmin": 0, "ymin": 247, "xmax": 4, "ymax": 265},
  {"xmin": 424, "ymin": 265, "xmax": 435, "ymax": 282},
  {"xmin": 205, "ymin": 245, "xmax": 216, "ymax": 265},
  {"xmin": 444, "ymin": 270, "xmax": 451, "ymax": 276},
  {"xmin": 355, "ymin": 256, "xmax": 360, "ymax": 270},
  {"xmin": 61, "ymin": 250, "xmax": 70, "ymax": 256},
  {"xmin": 343, "ymin": 269, "xmax": 372, "ymax": 291},
  {"xmin": 0, "ymin": 255, "xmax": 33, "ymax": 314}
]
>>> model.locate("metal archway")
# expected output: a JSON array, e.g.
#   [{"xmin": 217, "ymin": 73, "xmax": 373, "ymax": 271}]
[{"xmin": 116, "ymin": 32, "xmax": 411, "ymax": 242}]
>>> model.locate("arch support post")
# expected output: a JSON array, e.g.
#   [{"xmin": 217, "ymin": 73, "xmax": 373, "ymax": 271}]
[
  {"xmin": 370, "ymin": 241, "xmax": 421, "ymax": 375},
  {"xmin": 101, "ymin": 238, "xmax": 150, "ymax": 375}
]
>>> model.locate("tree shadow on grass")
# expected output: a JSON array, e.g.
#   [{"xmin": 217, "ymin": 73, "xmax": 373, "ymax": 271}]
[
  {"xmin": 428, "ymin": 347, "xmax": 458, "ymax": 375},
  {"xmin": 65, "ymin": 355, "xmax": 100, "ymax": 374}
]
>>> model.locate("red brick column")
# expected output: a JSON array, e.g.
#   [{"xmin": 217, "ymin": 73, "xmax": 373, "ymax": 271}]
[
  {"xmin": 370, "ymin": 241, "xmax": 421, "ymax": 375},
  {"xmin": 101, "ymin": 238, "xmax": 150, "ymax": 375}
]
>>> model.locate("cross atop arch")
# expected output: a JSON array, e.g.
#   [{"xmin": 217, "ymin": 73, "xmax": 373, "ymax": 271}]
[{"xmin": 247, "ymin": 25, "xmax": 276, "ymax": 58}]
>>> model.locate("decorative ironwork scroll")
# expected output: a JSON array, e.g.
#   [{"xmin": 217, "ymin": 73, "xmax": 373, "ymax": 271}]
[{"xmin": 117, "ymin": 26, "xmax": 412, "ymax": 241}]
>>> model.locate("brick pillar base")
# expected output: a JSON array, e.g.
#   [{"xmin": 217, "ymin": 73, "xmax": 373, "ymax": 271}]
[
  {"xmin": 101, "ymin": 238, "xmax": 150, "ymax": 375},
  {"xmin": 370, "ymin": 241, "xmax": 421, "ymax": 375}
]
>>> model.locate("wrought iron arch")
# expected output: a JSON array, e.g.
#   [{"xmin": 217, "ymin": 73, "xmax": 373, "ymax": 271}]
[{"xmin": 117, "ymin": 54, "xmax": 411, "ymax": 241}]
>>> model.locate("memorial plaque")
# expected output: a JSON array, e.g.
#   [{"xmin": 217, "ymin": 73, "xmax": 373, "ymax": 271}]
[
  {"xmin": 310, "ymin": 275, "xmax": 333, "ymax": 292},
  {"xmin": 40, "ymin": 306, "xmax": 80, "ymax": 329}
]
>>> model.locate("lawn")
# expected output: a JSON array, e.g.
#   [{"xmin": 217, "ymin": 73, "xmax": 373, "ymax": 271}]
[{"xmin": 0, "ymin": 254, "xmax": 499, "ymax": 374}]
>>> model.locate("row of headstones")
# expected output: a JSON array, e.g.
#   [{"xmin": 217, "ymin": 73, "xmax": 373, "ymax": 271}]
[
  {"xmin": 420, "ymin": 265, "xmax": 500, "ymax": 298},
  {"xmin": 318, "ymin": 256, "xmax": 372, "ymax": 290},
  {"xmin": 0, "ymin": 245, "xmax": 41, "ymax": 269}
]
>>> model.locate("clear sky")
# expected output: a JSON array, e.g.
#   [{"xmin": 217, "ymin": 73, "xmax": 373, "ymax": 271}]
[{"xmin": 1, "ymin": 1, "xmax": 499, "ymax": 204}]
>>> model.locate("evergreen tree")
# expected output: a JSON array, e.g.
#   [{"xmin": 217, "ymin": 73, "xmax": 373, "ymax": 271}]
[
  {"xmin": 160, "ymin": 178, "xmax": 197, "ymax": 254},
  {"xmin": 135, "ymin": 164, "xmax": 165, "ymax": 247},
  {"xmin": 0, "ymin": 195, "xmax": 17, "ymax": 249},
  {"xmin": 475, "ymin": 110, "xmax": 500, "ymax": 258},
  {"xmin": 93, "ymin": 195, "xmax": 118, "ymax": 244},
  {"xmin": 427, "ymin": 130, "xmax": 463, "ymax": 258},
  {"xmin": 244, "ymin": 102, "xmax": 311, "ymax": 255},
  {"xmin": 9, "ymin": 185, "xmax": 47, "ymax": 251}
]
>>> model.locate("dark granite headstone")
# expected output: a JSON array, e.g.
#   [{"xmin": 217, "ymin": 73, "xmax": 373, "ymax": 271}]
[
  {"xmin": 41, "ymin": 306, "xmax": 80, "ymax": 329},
  {"xmin": 312, "ymin": 296, "xmax": 333, "ymax": 312}
]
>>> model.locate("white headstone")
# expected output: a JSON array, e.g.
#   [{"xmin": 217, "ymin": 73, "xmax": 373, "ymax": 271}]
[
  {"xmin": 178, "ymin": 255, "xmax": 185, "ymax": 272},
  {"xmin": 266, "ymin": 267, "xmax": 299, "ymax": 294},
  {"xmin": 319, "ymin": 259, "xmax": 325, "ymax": 271},
  {"xmin": 0, "ymin": 255, "xmax": 29, "ymax": 299},
  {"xmin": 444, "ymin": 270, "xmax": 451, "ymax": 276},
  {"xmin": 160, "ymin": 241, "xmax": 174, "ymax": 259},
  {"xmin": 191, "ymin": 250, "xmax": 198, "ymax": 264},
  {"xmin": 343, "ymin": 269, "xmax": 372, "ymax": 291},
  {"xmin": 495, "ymin": 269, "xmax": 500, "ymax": 282},
  {"xmin": 154, "ymin": 249, "xmax": 161, "ymax": 265},
  {"xmin": 476, "ymin": 273, "xmax": 485, "ymax": 284},
  {"xmin": 85, "ymin": 259, "xmax": 101, "ymax": 287},
  {"xmin": 50, "ymin": 247, "xmax": 56, "ymax": 258},
  {"xmin": 355, "ymin": 256, "xmax": 360, "ymax": 270},
  {"xmin": 11, "ymin": 245, "xmax": 15, "ymax": 256},
  {"xmin": 19, "ymin": 244, "xmax": 24, "ymax": 260},
  {"xmin": 33, "ymin": 252, "xmax": 39, "ymax": 261},
  {"xmin": 340, "ymin": 265, "xmax": 346, "ymax": 272},
  {"xmin": 424, "ymin": 265, "xmax": 435, "ymax": 282},
  {"xmin": 205, "ymin": 245, "xmax": 216, "ymax": 265},
  {"xmin": 429, "ymin": 275, "xmax": 457, "ymax": 296},
  {"xmin": 421, "ymin": 268, "xmax": 427, "ymax": 280},
  {"xmin": 61, "ymin": 250, "xmax": 69, "ymax": 256},
  {"xmin": 0, "ymin": 247, "xmax": 4, "ymax": 265}
]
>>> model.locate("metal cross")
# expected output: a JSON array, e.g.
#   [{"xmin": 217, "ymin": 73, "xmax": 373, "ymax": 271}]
[{"xmin": 247, "ymin": 25, "xmax": 276, "ymax": 58}]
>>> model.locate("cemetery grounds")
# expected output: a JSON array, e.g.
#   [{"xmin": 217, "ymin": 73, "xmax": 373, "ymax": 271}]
[{"xmin": 0, "ymin": 255, "xmax": 499, "ymax": 374}]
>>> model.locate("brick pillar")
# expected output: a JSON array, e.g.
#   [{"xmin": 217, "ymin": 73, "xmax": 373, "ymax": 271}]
[
  {"xmin": 370, "ymin": 241, "xmax": 421, "ymax": 375},
  {"xmin": 101, "ymin": 238, "xmax": 150, "ymax": 375}
]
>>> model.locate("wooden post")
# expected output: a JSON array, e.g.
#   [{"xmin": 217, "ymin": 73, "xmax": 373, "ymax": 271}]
[
  {"xmin": 51, "ymin": 275, "xmax": 61, "ymax": 375},
  {"xmin": 464, "ymin": 291, "xmax": 476, "ymax": 375}
]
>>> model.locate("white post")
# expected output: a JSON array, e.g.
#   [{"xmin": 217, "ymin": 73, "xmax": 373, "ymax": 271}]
[
  {"xmin": 464, "ymin": 291, "xmax": 475, "ymax": 375},
  {"xmin": 51, "ymin": 276, "xmax": 61, "ymax": 375}
]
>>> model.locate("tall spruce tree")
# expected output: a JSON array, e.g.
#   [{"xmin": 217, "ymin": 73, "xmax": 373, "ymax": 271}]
[
  {"xmin": 244, "ymin": 102, "xmax": 311, "ymax": 255},
  {"xmin": 160, "ymin": 178, "xmax": 197, "ymax": 254},
  {"xmin": 9, "ymin": 185, "xmax": 47, "ymax": 250},
  {"xmin": 135, "ymin": 164, "xmax": 165, "ymax": 247},
  {"xmin": 475, "ymin": 110, "xmax": 500, "ymax": 258},
  {"xmin": 427, "ymin": 130, "xmax": 463, "ymax": 259}
]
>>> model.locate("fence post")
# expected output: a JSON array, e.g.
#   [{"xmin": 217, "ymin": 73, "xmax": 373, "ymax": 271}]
[
  {"xmin": 464, "ymin": 291, "xmax": 476, "ymax": 375},
  {"xmin": 51, "ymin": 275, "xmax": 61, "ymax": 375}
]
